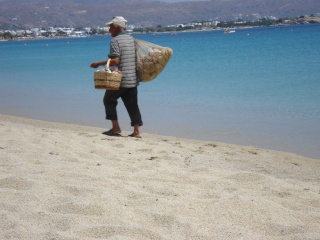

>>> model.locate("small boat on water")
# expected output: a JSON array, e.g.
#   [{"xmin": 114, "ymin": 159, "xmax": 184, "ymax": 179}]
[{"xmin": 224, "ymin": 28, "xmax": 235, "ymax": 34}]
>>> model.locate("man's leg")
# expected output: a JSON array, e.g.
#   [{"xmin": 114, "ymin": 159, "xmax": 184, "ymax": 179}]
[
  {"xmin": 121, "ymin": 88, "xmax": 143, "ymax": 137},
  {"xmin": 132, "ymin": 124, "xmax": 141, "ymax": 138},
  {"xmin": 111, "ymin": 120, "xmax": 121, "ymax": 134},
  {"xmin": 103, "ymin": 90, "xmax": 123, "ymax": 134}
]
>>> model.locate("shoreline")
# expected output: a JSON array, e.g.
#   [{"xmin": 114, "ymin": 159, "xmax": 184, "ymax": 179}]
[
  {"xmin": 1, "ymin": 113, "xmax": 320, "ymax": 239},
  {"xmin": 2, "ymin": 23, "xmax": 319, "ymax": 42},
  {"xmin": 1, "ymin": 110, "xmax": 319, "ymax": 160},
  {"xmin": 1, "ymin": 113, "xmax": 319, "ymax": 161}
]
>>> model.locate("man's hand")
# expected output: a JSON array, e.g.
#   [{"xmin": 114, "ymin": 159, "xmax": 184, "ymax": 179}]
[{"xmin": 90, "ymin": 62, "xmax": 100, "ymax": 68}]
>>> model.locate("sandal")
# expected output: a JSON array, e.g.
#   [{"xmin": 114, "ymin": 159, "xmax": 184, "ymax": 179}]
[
  {"xmin": 102, "ymin": 129, "xmax": 121, "ymax": 137},
  {"xmin": 128, "ymin": 133, "xmax": 142, "ymax": 138}
]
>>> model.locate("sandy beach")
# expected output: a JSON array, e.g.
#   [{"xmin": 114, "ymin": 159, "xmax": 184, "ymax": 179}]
[{"xmin": 0, "ymin": 114, "xmax": 319, "ymax": 239}]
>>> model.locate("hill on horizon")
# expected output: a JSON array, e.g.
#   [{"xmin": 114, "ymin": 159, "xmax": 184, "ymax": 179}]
[{"xmin": 1, "ymin": 0, "xmax": 320, "ymax": 29}]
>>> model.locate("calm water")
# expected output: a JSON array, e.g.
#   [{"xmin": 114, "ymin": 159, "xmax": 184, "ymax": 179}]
[{"xmin": 1, "ymin": 24, "xmax": 320, "ymax": 158}]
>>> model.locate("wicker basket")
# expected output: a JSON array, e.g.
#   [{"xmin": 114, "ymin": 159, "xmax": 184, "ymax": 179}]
[{"xmin": 94, "ymin": 59, "xmax": 122, "ymax": 90}]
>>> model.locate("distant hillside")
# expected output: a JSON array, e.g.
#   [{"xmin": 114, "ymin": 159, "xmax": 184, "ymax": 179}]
[{"xmin": 1, "ymin": 0, "xmax": 320, "ymax": 29}]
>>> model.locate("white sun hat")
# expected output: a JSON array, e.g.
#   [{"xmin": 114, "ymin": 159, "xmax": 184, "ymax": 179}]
[{"xmin": 106, "ymin": 16, "xmax": 128, "ymax": 29}]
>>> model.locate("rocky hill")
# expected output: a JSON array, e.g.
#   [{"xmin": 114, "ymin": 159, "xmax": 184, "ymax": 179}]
[{"xmin": 1, "ymin": 0, "xmax": 320, "ymax": 29}]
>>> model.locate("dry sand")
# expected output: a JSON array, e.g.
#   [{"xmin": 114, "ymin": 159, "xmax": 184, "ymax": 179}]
[{"xmin": 1, "ymin": 114, "xmax": 320, "ymax": 239}]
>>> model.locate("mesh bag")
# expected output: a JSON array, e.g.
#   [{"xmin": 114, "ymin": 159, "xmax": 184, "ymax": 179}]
[
  {"xmin": 135, "ymin": 39, "xmax": 173, "ymax": 82},
  {"xmin": 94, "ymin": 59, "xmax": 122, "ymax": 90}
]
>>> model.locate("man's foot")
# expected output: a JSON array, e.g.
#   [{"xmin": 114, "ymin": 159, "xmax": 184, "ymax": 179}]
[
  {"xmin": 129, "ymin": 124, "xmax": 141, "ymax": 138},
  {"xmin": 128, "ymin": 133, "xmax": 142, "ymax": 138},
  {"xmin": 102, "ymin": 129, "xmax": 121, "ymax": 137}
]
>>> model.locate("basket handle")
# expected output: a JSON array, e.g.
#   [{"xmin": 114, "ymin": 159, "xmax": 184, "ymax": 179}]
[{"xmin": 104, "ymin": 59, "xmax": 111, "ymax": 71}]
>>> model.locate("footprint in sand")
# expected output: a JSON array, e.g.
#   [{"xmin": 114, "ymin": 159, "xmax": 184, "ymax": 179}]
[
  {"xmin": 48, "ymin": 203, "xmax": 105, "ymax": 216},
  {"xmin": 75, "ymin": 226, "xmax": 162, "ymax": 239},
  {"xmin": 0, "ymin": 177, "xmax": 34, "ymax": 190}
]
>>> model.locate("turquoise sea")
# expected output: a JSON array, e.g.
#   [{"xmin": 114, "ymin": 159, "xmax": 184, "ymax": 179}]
[{"xmin": 1, "ymin": 24, "xmax": 320, "ymax": 158}]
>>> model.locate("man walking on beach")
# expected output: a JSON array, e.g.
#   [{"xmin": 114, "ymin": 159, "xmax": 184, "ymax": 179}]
[{"xmin": 90, "ymin": 16, "xmax": 143, "ymax": 138}]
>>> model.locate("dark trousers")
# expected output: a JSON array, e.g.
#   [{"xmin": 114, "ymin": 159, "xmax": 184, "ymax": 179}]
[{"xmin": 103, "ymin": 87, "xmax": 143, "ymax": 126}]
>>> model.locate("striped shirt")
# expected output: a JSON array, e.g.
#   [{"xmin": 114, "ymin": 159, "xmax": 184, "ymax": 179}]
[{"xmin": 109, "ymin": 32, "xmax": 138, "ymax": 88}]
